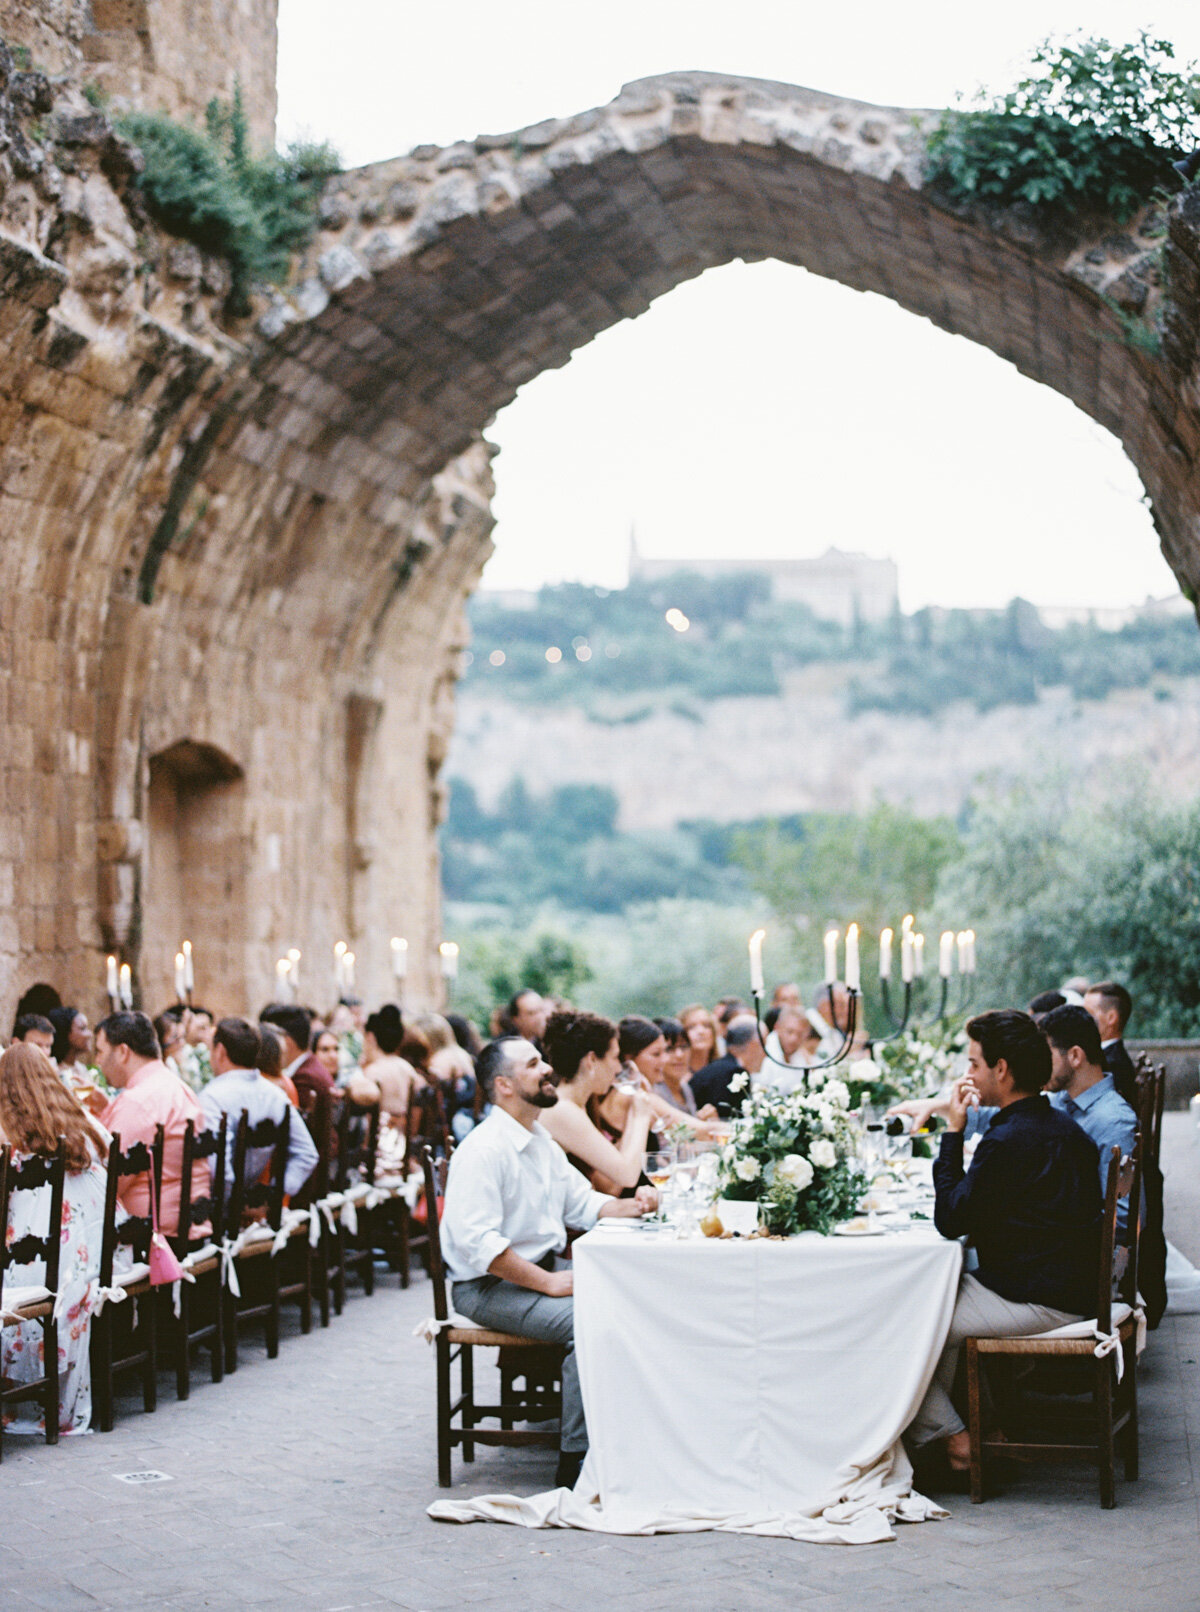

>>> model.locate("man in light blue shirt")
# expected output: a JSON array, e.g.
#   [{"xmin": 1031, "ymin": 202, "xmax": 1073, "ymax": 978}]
[
  {"xmin": 200, "ymin": 1018, "xmax": 319, "ymax": 1201},
  {"xmin": 1039, "ymin": 1004, "xmax": 1137, "ymax": 1224}
]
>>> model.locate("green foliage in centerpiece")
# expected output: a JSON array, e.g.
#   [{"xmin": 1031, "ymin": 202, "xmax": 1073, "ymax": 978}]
[
  {"xmin": 870, "ymin": 1025, "xmax": 967, "ymax": 1104},
  {"xmin": 717, "ymin": 1077, "xmax": 866, "ymax": 1236}
]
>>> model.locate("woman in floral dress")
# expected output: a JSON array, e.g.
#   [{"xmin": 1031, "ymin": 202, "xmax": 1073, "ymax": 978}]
[{"xmin": 1, "ymin": 1043, "xmax": 109, "ymax": 1437}]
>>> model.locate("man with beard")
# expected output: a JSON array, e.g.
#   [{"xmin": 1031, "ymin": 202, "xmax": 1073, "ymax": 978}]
[{"xmin": 441, "ymin": 1036, "xmax": 653, "ymax": 1488}]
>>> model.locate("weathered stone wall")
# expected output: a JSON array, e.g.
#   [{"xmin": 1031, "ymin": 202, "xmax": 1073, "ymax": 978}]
[
  {"xmin": 0, "ymin": 0, "xmax": 277, "ymax": 146},
  {"xmin": 1, "ymin": 59, "xmax": 1199, "ymax": 1028}
]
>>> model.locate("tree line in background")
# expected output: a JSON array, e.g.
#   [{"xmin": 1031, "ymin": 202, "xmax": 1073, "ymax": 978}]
[
  {"xmin": 465, "ymin": 575, "xmax": 1200, "ymax": 718},
  {"xmin": 444, "ymin": 777, "xmax": 1200, "ymax": 1039}
]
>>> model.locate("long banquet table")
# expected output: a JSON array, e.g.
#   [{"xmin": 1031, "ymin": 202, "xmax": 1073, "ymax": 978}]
[{"xmin": 430, "ymin": 1218, "xmax": 964, "ymax": 1546}]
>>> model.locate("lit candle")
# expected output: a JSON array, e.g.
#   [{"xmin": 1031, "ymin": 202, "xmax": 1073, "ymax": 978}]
[
  {"xmin": 439, "ymin": 941, "xmax": 459, "ymax": 981},
  {"xmin": 174, "ymin": 951, "xmax": 187, "ymax": 1000},
  {"xmin": 823, "ymin": 927, "xmax": 839, "ymax": 986},
  {"xmin": 748, "ymin": 929, "xmax": 766, "ymax": 996},
  {"xmin": 119, "ymin": 963, "xmax": 133, "ymax": 1009},
  {"xmin": 334, "ymin": 940, "xmax": 347, "ymax": 992},
  {"xmin": 965, "ymin": 930, "xmax": 977, "ymax": 974},
  {"xmin": 287, "ymin": 948, "xmax": 301, "ymax": 993},
  {"xmin": 901, "ymin": 913, "xmax": 914, "ymax": 934},
  {"xmin": 914, "ymin": 933, "xmax": 925, "ymax": 977},
  {"xmin": 939, "ymin": 931, "xmax": 954, "ymax": 978},
  {"xmin": 275, "ymin": 958, "xmax": 290, "ymax": 996},
  {"xmin": 901, "ymin": 930, "xmax": 914, "ymax": 984},
  {"xmin": 956, "ymin": 931, "xmax": 968, "ymax": 973},
  {"xmin": 343, "ymin": 950, "xmax": 356, "ymax": 991},
  {"xmin": 391, "ymin": 936, "xmax": 408, "ymax": 980},
  {"xmin": 879, "ymin": 927, "xmax": 893, "ymax": 981},
  {"xmin": 845, "ymin": 923, "xmax": 860, "ymax": 992},
  {"xmin": 182, "ymin": 939, "xmax": 194, "ymax": 993},
  {"xmin": 106, "ymin": 954, "xmax": 119, "ymax": 998}
]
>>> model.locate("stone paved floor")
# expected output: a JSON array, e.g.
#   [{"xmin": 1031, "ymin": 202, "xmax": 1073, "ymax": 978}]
[{"xmin": 3, "ymin": 1116, "xmax": 1199, "ymax": 1612}]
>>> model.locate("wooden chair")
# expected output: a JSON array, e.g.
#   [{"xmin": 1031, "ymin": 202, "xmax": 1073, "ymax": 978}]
[
  {"xmin": 162, "ymin": 1115, "xmax": 226, "ymax": 1400},
  {"xmin": 421, "ymin": 1146, "xmax": 564, "ymax": 1487},
  {"xmin": 91, "ymin": 1126, "xmax": 165, "ymax": 1433},
  {"xmin": 223, "ymin": 1109, "xmax": 291, "ymax": 1372},
  {"xmin": 329, "ymin": 1095, "xmax": 382, "ymax": 1311},
  {"xmin": 1134, "ymin": 1062, "xmax": 1165, "ymax": 1174},
  {"xmin": 391, "ymin": 1085, "xmax": 450, "ymax": 1288},
  {"xmin": 0, "ymin": 1141, "xmax": 66, "ymax": 1460},
  {"xmin": 292, "ymin": 1083, "xmax": 334, "ymax": 1327},
  {"xmin": 965, "ymin": 1140, "xmax": 1142, "ymax": 1508}
]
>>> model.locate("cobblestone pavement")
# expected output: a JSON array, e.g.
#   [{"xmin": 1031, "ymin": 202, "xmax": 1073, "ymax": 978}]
[{"xmin": 3, "ymin": 1117, "xmax": 1199, "ymax": 1612}]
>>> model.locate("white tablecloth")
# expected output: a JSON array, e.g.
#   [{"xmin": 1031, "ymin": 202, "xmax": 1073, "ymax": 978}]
[{"xmin": 430, "ymin": 1221, "xmax": 963, "ymax": 1545}]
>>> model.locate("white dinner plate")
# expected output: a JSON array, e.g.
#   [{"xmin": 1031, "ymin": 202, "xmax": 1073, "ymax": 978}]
[{"xmin": 833, "ymin": 1222, "xmax": 888, "ymax": 1237}]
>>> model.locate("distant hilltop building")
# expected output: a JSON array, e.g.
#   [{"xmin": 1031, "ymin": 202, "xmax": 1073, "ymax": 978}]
[{"xmin": 628, "ymin": 534, "xmax": 899, "ymax": 627}]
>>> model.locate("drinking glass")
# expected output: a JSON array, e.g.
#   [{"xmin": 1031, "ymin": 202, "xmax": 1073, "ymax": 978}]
[{"xmin": 644, "ymin": 1149, "xmax": 674, "ymax": 1221}]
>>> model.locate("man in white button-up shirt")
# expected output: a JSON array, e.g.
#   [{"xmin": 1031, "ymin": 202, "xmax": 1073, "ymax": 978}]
[{"xmin": 442, "ymin": 1036, "xmax": 652, "ymax": 1487}]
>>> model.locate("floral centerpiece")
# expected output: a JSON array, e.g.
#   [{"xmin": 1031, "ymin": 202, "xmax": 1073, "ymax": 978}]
[
  {"xmin": 715, "ymin": 1073, "xmax": 866, "ymax": 1236},
  {"xmin": 870, "ymin": 1023, "xmax": 968, "ymax": 1104}
]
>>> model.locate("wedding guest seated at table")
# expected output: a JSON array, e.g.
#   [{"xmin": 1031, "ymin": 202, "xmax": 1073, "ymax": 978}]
[
  {"xmin": 257, "ymin": 1025, "xmax": 299, "ymax": 1106},
  {"xmin": 0, "ymin": 1044, "xmax": 110, "ymax": 1437},
  {"xmin": 1028, "ymin": 990, "xmax": 1067, "ymax": 1019},
  {"xmin": 678, "ymin": 1003, "xmax": 721, "ymax": 1074},
  {"xmin": 540, "ymin": 1009, "xmax": 658, "ymax": 1192},
  {"xmin": 497, "ymin": 989, "xmax": 549, "ymax": 1046},
  {"xmin": 154, "ymin": 1010, "xmax": 193, "ymax": 1088},
  {"xmin": 311, "ymin": 1026, "xmax": 342, "ymax": 1089},
  {"xmin": 12, "ymin": 1013, "xmax": 54, "ymax": 1055},
  {"xmin": 905, "ymin": 1009, "xmax": 1102, "ymax": 1477},
  {"xmin": 811, "ymin": 982, "xmax": 853, "ymax": 1059},
  {"xmin": 48, "ymin": 1006, "xmax": 93, "ymax": 1088},
  {"xmin": 200, "ymin": 1018, "xmax": 318, "ymax": 1204},
  {"xmin": 1083, "ymin": 980, "xmax": 1137, "ymax": 1108},
  {"xmin": 95, "ymin": 1011, "xmax": 210, "ymax": 1237},
  {"xmin": 441, "ymin": 1035, "xmax": 654, "ymax": 1490},
  {"xmin": 261, "ymin": 1004, "xmax": 337, "ymax": 1172},
  {"xmin": 771, "ymin": 982, "xmax": 803, "ymax": 1009},
  {"xmin": 652, "ymin": 1018, "xmax": 718, "ymax": 1119},
  {"xmin": 691, "ymin": 1015, "xmax": 765, "ymax": 1117},
  {"xmin": 360, "ymin": 1004, "xmax": 419, "ymax": 1120},
  {"xmin": 762, "ymin": 1005, "xmax": 814, "ymax": 1088}
]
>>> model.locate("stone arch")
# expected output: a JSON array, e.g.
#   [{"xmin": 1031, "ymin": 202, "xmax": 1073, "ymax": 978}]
[
  {"xmin": 2, "ymin": 65, "xmax": 1200, "ymax": 1019},
  {"xmin": 142, "ymin": 738, "xmax": 247, "ymax": 1010}
]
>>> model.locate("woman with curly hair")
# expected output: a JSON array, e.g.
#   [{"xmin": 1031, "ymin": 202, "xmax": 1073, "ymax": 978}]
[
  {"xmin": 538, "ymin": 1009, "xmax": 658, "ymax": 1194},
  {"xmin": 0, "ymin": 1043, "xmax": 110, "ymax": 1437}
]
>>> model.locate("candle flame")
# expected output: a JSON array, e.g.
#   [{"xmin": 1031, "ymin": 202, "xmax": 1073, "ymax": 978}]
[
  {"xmin": 287, "ymin": 947, "xmax": 301, "ymax": 963},
  {"xmin": 182, "ymin": 939, "xmax": 192, "ymax": 957},
  {"xmin": 439, "ymin": 942, "xmax": 459, "ymax": 958},
  {"xmin": 901, "ymin": 914, "xmax": 914, "ymax": 932},
  {"xmin": 846, "ymin": 922, "xmax": 859, "ymax": 940},
  {"xmin": 391, "ymin": 936, "xmax": 407, "ymax": 949},
  {"xmin": 749, "ymin": 928, "xmax": 766, "ymax": 946},
  {"xmin": 880, "ymin": 927, "xmax": 893, "ymax": 945},
  {"xmin": 334, "ymin": 941, "xmax": 347, "ymax": 956}
]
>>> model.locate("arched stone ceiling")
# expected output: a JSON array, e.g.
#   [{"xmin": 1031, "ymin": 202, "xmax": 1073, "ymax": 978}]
[{"xmin": 221, "ymin": 67, "xmax": 1200, "ymax": 656}]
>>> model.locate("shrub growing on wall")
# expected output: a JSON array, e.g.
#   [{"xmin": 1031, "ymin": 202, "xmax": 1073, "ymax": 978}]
[
  {"xmin": 925, "ymin": 32, "xmax": 1200, "ymax": 220},
  {"xmin": 120, "ymin": 87, "xmax": 339, "ymax": 314}
]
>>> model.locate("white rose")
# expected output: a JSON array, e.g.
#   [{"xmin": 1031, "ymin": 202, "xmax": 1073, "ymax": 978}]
[
  {"xmin": 824, "ymin": 1079, "xmax": 851, "ymax": 1110},
  {"xmin": 850, "ymin": 1057, "xmax": 881, "ymax": 1084},
  {"xmin": 777, "ymin": 1153, "xmax": 814, "ymax": 1191},
  {"xmin": 816, "ymin": 1102, "xmax": 835, "ymax": 1130},
  {"xmin": 810, "ymin": 1138, "xmax": 837, "ymax": 1170},
  {"xmin": 735, "ymin": 1156, "xmax": 761, "ymax": 1182},
  {"xmin": 729, "ymin": 1072, "xmax": 749, "ymax": 1093}
]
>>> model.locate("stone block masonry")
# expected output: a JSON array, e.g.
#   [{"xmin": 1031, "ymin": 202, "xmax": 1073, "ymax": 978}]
[{"xmin": 0, "ymin": 41, "xmax": 1198, "ymax": 1027}]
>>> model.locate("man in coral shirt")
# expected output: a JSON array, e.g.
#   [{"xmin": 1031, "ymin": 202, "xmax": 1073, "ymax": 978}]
[{"xmin": 96, "ymin": 1010, "xmax": 210, "ymax": 1237}]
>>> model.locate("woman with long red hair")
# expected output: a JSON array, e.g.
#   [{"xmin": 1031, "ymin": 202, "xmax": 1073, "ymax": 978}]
[{"xmin": 1, "ymin": 1043, "xmax": 109, "ymax": 1437}]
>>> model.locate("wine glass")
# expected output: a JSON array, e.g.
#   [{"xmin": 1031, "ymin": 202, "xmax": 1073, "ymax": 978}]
[{"xmin": 644, "ymin": 1149, "xmax": 674, "ymax": 1221}]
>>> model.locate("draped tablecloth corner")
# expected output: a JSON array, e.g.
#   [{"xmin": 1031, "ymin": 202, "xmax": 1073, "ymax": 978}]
[{"xmin": 426, "ymin": 1222, "xmax": 961, "ymax": 1547}]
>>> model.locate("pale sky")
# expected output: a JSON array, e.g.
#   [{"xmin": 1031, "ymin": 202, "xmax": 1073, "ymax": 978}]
[{"xmin": 276, "ymin": 3, "xmax": 1200, "ymax": 610}]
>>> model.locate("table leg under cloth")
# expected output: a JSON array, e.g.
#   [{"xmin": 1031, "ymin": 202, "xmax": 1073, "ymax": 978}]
[{"xmin": 429, "ymin": 1225, "xmax": 963, "ymax": 1544}]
